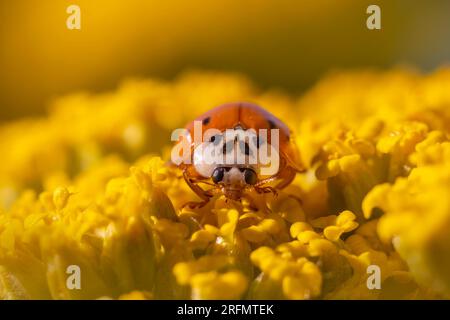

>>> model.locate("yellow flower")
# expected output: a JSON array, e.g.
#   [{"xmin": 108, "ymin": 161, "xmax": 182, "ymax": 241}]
[
  {"xmin": 363, "ymin": 142, "xmax": 450, "ymax": 296},
  {"xmin": 0, "ymin": 69, "xmax": 450, "ymax": 300},
  {"xmin": 118, "ymin": 290, "xmax": 153, "ymax": 300},
  {"xmin": 190, "ymin": 271, "xmax": 248, "ymax": 300},
  {"xmin": 173, "ymin": 255, "xmax": 248, "ymax": 299},
  {"xmin": 311, "ymin": 210, "xmax": 359, "ymax": 242},
  {"xmin": 173, "ymin": 255, "xmax": 233, "ymax": 286},
  {"xmin": 250, "ymin": 246, "xmax": 322, "ymax": 299}
]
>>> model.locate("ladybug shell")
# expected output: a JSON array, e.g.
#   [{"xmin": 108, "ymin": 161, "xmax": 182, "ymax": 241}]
[{"xmin": 183, "ymin": 102, "xmax": 304, "ymax": 175}]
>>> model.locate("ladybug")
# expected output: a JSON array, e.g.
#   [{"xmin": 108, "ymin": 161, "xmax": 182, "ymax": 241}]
[{"xmin": 174, "ymin": 102, "xmax": 304, "ymax": 208}]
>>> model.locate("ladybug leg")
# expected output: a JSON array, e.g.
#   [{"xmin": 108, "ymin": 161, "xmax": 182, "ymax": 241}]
[
  {"xmin": 254, "ymin": 175, "xmax": 278, "ymax": 187},
  {"xmin": 253, "ymin": 166, "xmax": 297, "ymax": 195},
  {"xmin": 181, "ymin": 188, "xmax": 215, "ymax": 209},
  {"xmin": 242, "ymin": 194, "xmax": 259, "ymax": 211},
  {"xmin": 286, "ymin": 194, "xmax": 303, "ymax": 206},
  {"xmin": 182, "ymin": 200, "xmax": 211, "ymax": 210},
  {"xmin": 253, "ymin": 159, "xmax": 289, "ymax": 188},
  {"xmin": 254, "ymin": 185, "xmax": 278, "ymax": 197},
  {"xmin": 253, "ymin": 167, "xmax": 283, "ymax": 194},
  {"xmin": 183, "ymin": 170, "xmax": 213, "ymax": 199},
  {"xmin": 182, "ymin": 170, "xmax": 215, "ymax": 209},
  {"xmin": 266, "ymin": 167, "xmax": 304, "ymax": 206},
  {"xmin": 274, "ymin": 166, "xmax": 297, "ymax": 190},
  {"xmin": 194, "ymin": 180, "xmax": 216, "ymax": 187},
  {"xmin": 253, "ymin": 174, "xmax": 280, "ymax": 196},
  {"xmin": 241, "ymin": 191, "xmax": 272, "ymax": 212}
]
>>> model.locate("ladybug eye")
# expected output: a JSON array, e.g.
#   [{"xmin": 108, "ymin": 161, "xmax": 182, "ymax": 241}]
[
  {"xmin": 244, "ymin": 169, "xmax": 257, "ymax": 185},
  {"xmin": 211, "ymin": 167, "xmax": 225, "ymax": 184}
]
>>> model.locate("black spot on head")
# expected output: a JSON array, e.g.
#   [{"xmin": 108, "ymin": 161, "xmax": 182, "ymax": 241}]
[
  {"xmin": 252, "ymin": 136, "xmax": 262, "ymax": 148},
  {"xmin": 210, "ymin": 134, "xmax": 222, "ymax": 145},
  {"xmin": 239, "ymin": 141, "xmax": 252, "ymax": 156},
  {"xmin": 202, "ymin": 117, "xmax": 211, "ymax": 125},
  {"xmin": 244, "ymin": 142, "xmax": 251, "ymax": 155},
  {"xmin": 223, "ymin": 140, "xmax": 234, "ymax": 154}
]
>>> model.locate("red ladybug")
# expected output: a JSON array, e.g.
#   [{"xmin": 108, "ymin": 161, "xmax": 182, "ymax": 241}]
[{"xmin": 175, "ymin": 102, "xmax": 304, "ymax": 208}]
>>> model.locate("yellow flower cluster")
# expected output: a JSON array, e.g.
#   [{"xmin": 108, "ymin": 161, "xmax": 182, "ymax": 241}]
[{"xmin": 0, "ymin": 69, "xmax": 449, "ymax": 299}]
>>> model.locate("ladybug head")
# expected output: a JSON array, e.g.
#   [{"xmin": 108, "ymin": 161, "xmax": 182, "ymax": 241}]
[{"xmin": 211, "ymin": 166, "xmax": 257, "ymax": 186}]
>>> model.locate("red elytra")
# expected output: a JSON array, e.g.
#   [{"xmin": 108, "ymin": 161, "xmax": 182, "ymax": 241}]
[{"xmin": 175, "ymin": 102, "xmax": 304, "ymax": 208}]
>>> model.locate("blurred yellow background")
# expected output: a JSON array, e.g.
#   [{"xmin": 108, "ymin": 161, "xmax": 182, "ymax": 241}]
[
  {"xmin": 0, "ymin": 0, "xmax": 449, "ymax": 121},
  {"xmin": 1, "ymin": 0, "xmax": 450, "ymax": 301}
]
